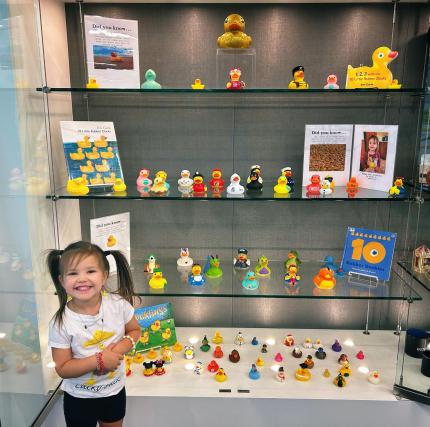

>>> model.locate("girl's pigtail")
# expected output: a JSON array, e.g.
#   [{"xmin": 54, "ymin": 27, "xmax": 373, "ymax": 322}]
[
  {"xmin": 46, "ymin": 249, "xmax": 68, "ymax": 327},
  {"xmin": 108, "ymin": 250, "xmax": 139, "ymax": 305}
]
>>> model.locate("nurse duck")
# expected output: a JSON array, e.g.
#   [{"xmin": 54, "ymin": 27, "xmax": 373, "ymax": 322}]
[
  {"xmin": 227, "ymin": 173, "xmax": 245, "ymax": 196},
  {"xmin": 178, "ymin": 169, "xmax": 193, "ymax": 189}
]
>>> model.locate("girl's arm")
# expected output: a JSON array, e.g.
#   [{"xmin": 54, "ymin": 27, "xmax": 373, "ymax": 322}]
[{"xmin": 111, "ymin": 316, "xmax": 141, "ymax": 355}]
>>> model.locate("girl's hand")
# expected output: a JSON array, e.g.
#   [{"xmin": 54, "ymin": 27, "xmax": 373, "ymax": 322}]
[{"xmin": 102, "ymin": 344, "xmax": 123, "ymax": 371}]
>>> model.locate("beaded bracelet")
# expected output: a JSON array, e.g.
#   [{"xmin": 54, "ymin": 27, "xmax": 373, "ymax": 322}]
[
  {"xmin": 123, "ymin": 334, "xmax": 136, "ymax": 349},
  {"xmin": 95, "ymin": 351, "xmax": 105, "ymax": 375}
]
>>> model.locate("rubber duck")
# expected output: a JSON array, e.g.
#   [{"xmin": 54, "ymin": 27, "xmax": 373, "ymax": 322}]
[
  {"xmin": 106, "ymin": 234, "xmax": 116, "ymax": 247},
  {"xmin": 215, "ymin": 368, "xmax": 227, "ymax": 382},
  {"xmin": 162, "ymin": 328, "xmax": 172, "ymax": 341},
  {"xmin": 255, "ymin": 255, "xmax": 271, "ymax": 277},
  {"xmin": 324, "ymin": 175, "xmax": 335, "ymax": 190},
  {"xmin": 133, "ymin": 352, "xmax": 145, "ymax": 364},
  {"xmin": 256, "ymin": 357, "xmax": 264, "ymax": 367},
  {"xmin": 209, "ymin": 168, "xmax": 225, "ymax": 192},
  {"xmin": 212, "ymin": 331, "xmax": 223, "ymax": 344},
  {"xmin": 188, "ymin": 264, "xmax": 206, "ymax": 286},
  {"xmin": 315, "ymin": 347, "xmax": 326, "ymax": 360},
  {"xmin": 161, "ymin": 347, "xmax": 173, "ymax": 364},
  {"xmin": 149, "ymin": 268, "xmax": 167, "ymax": 289},
  {"xmin": 227, "ymin": 173, "xmax": 245, "ymax": 195},
  {"xmin": 356, "ymin": 350, "xmax": 365, "ymax": 360},
  {"xmin": 139, "ymin": 331, "xmax": 149, "ymax": 344},
  {"xmin": 338, "ymin": 354, "xmax": 349, "ymax": 366},
  {"xmin": 153, "ymin": 360, "xmax": 165, "ymax": 376},
  {"xmin": 346, "ymin": 177, "xmax": 359, "ymax": 198},
  {"xmin": 191, "ymin": 78, "xmax": 205, "ymax": 89},
  {"xmin": 200, "ymin": 335, "xmax": 211, "ymax": 352},
  {"xmin": 346, "ymin": 46, "xmax": 401, "ymax": 89},
  {"xmin": 276, "ymin": 366, "xmax": 286, "ymax": 382},
  {"xmin": 320, "ymin": 179, "xmax": 333, "ymax": 196},
  {"xmin": 234, "ymin": 248, "xmax": 250, "ymax": 269},
  {"xmin": 95, "ymin": 159, "xmax": 109, "ymax": 172},
  {"xmin": 177, "ymin": 247, "xmax": 193, "ymax": 267},
  {"xmin": 389, "ymin": 177, "xmax": 406, "ymax": 196},
  {"xmin": 172, "ymin": 342, "xmax": 183, "ymax": 352},
  {"xmin": 94, "ymin": 135, "xmax": 108, "ymax": 148},
  {"xmin": 324, "ymin": 74, "xmax": 339, "ymax": 89},
  {"xmin": 192, "ymin": 171, "xmax": 207, "ymax": 193},
  {"xmin": 234, "ymin": 332, "xmax": 245, "ymax": 346},
  {"xmin": 213, "ymin": 346, "xmax": 223, "ymax": 358},
  {"xmin": 313, "ymin": 267, "xmax": 336, "ymax": 290},
  {"xmin": 178, "ymin": 169, "xmax": 193, "ymax": 188},
  {"xmin": 125, "ymin": 355, "xmax": 133, "ymax": 376},
  {"xmin": 284, "ymin": 265, "xmax": 301, "ymax": 285},
  {"xmin": 217, "ymin": 14, "xmax": 252, "ymax": 49},
  {"xmin": 146, "ymin": 349, "xmax": 158, "ymax": 360},
  {"xmin": 333, "ymin": 373, "xmax": 346, "ymax": 387},
  {"xmin": 292, "ymin": 347, "xmax": 302, "ymax": 358},
  {"xmin": 184, "ymin": 345, "xmax": 194, "ymax": 360},
  {"xmin": 368, "ymin": 371, "xmax": 380, "ymax": 384},
  {"xmin": 274, "ymin": 176, "xmax": 291, "ymax": 194},
  {"xmin": 80, "ymin": 160, "xmax": 94, "ymax": 173},
  {"xmin": 151, "ymin": 171, "xmax": 169, "ymax": 194},
  {"xmin": 104, "ymin": 173, "xmax": 116, "ymax": 185},
  {"xmin": 323, "ymin": 368, "xmax": 331, "ymax": 378},
  {"xmin": 339, "ymin": 363, "xmax": 352, "ymax": 378},
  {"xmin": 261, "ymin": 344, "xmax": 268, "ymax": 353},
  {"xmin": 288, "ymin": 66, "xmax": 309, "ymax": 89},
  {"xmin": 86, "ymin": 146, "xmax": 100, "ymax": 160},
  {"xmin": 110, "ymin": 51, "xmax": 123, "ymax": 62},
  {"xmin": 303, "ymin": 355, "xmax": 314, "ymax": 369},
  {"xmin": 100, "ymin": 147, "xmax": 115, "ymax": 159},
  {"xmin": 242, "ymin": 271, "xmax": 259, "ymax": 290},
  {"xmin": 142, "ymin": 361, "xmax": 154, "ymax": 377},
  {"xmin": 313, "ymin": 339, "xmax": 322, "ymax": 349},
  {"xmin": 204, "ymin": 255, "xmax": 223, "ymax": 278},
  {"xmin": 90, "ymin": 173, "xmax": 104, "ymax": 185},
  {"xmin": 281, "ymin": 166, "xmax": 295, "ymax": 189},
  {"xmin": 251, "ymin": 337, "xmax": 259, "ymax": 346},
  {"xmin": 246, "ymin": 165, "xmax": 263, "ymax": 190},
  {"xmin": 113, "ymin": 178, "xmax": 126, "ymax": 192},
  {"xmin": 306, "ymin": 175, "xmax": 321, "ymax": 195},
  {"xmin": 70, "ymin": 147, "xmax": 85, "ymax": 161},
  {"xmin": 66, "ymin": 178, "xmax": 89, "ymax": 195},
  {"xmin": 86, "ymin": 78, "xmax": 99, "ymax": 89},
  {"xmin": 303, "ymin": 338, "xmax": 313, "ymax": 349},
  {"xmin": 295, "ymin": 367, "xmax": 311, "ymax": 381},
  {"xmin": 285, "ymin": 250, "xmax": 301, "ymax": 270},
  {"xmin": 208, "ymin": 360, "xmax": 219, "ymax": 373},
  {"xmin": 321, "ymin": 256, "xmax": 344, "ymax": 277},
  {"xmin": 331, "ymin": 339, "xmax": 342, "ymax": 352},
  {"xmin": 141, "ymin": 69, "xmax": 162, "ymax": 89},
  {"xmin": 284, "ymin": 334, "xmax": 294, "ymax": 347},
  {"xmin": 249, "ymin": 364, "xmax": 260, "ymax": 380},
  {"xmin": 136, "ymin": 169, "xmax": 152, "ymax": 188},
  {"xmin": 274, "ymin": 353, "xmax": 283, "ymax": 363},
  {"xmin": 229, "ymin": 349, "xmax": 240, "ymax": 363}
]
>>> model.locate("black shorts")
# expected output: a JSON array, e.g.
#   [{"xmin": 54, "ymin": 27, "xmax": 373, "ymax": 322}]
[{"xmin": 63, "ymin": 387, "xmax": 126, "ymax": 427}]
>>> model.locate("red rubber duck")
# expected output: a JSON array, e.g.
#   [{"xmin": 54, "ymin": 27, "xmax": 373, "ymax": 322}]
[
  {"xmin": 346, "ymin": 177, "xmax": 359, "ymax": 198},
  {"xmin": 213, "ymin": 346, "xmax": 224, "ymax": 358},
  {"xmin": 208, "ymin": 360, "xmax": 220, "ymax": 373},
  {"xmin": 210, "ymin": 168, "xmax": 225, "ymax": 192},
  {"xmin": 356, "ymin": 350, "xmax": 365, "ymax": 360},
  {"xmin": 306, "ymin": 175, "xmax": 321, "ymax": 195},
  {"xmin": 193, "ymin": 172, "xmax": 207, "ymax": 193}
]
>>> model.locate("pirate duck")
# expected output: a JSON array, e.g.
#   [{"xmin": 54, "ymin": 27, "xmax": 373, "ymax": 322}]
[{"xmin": 246, "ymin": 165, "xmax": 263, "ymax": 191}]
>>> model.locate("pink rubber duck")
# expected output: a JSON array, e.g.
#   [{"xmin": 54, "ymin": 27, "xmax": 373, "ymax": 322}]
[
  {"xmin": 136, "ymin": 169, "xmax": 152, "ymax": 188},
  {"xmin": 324, "ymin": 74, "xmax": 339, "ymax": 90},
  {"xmin": 356, "ymin": 350, "xmax": 365, "ymax": 360},
  {"xmin": 274, "ymin": 352, "xmax": 283, "ymax": 362}
]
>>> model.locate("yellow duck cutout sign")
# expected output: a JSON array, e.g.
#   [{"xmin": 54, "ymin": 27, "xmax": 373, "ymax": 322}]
[
  {"xmin": 69, "ymin": 147, "xmax": 85, "ymax": 161},
  {"xmin": 217, "ymin": 14, "xmax": 252, "ymax": 49},
  {"xmin": 346, "ymin": 46, "xmax": 401, "ymax": 89},
  {"xmin": 288, "ymin": 65, "xmax": 309, "ymax": 89}
]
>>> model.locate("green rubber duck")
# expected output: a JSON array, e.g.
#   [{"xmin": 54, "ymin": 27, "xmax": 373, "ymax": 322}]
[
  {"xmin": 204, "ymin": 255, "xmax": 223, "ymax": 278},
  {"xmin": 141, "ymin": 69, "xmax": 162, "ymax": 89}
]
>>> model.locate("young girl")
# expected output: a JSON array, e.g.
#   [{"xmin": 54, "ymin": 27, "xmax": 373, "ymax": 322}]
[
  {"xmin": 47, "ymin": 241, "xmax": 141, "ymax": 427},
  {"xmin": 361, "ymin": 134, "xmax": 385, "ymax": 173}
]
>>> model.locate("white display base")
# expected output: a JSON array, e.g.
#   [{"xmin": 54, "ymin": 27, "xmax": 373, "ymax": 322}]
[{"xmin": 126, "ymin": 327, "xmax": 399, "ymax": 401}]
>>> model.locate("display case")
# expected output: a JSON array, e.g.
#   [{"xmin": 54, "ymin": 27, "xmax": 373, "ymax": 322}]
[{"xmin": 2, "ymin": 1, "xmax": 430, "ymax": 426}]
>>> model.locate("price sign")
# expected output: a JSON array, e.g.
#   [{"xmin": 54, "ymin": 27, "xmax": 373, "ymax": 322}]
[{"xmin": 341, "ymin": 227, "xmax": 397, "ymax": 281}]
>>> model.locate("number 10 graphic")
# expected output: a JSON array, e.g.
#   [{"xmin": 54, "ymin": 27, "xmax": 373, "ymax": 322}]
[{"xmin": 351, "ymin": 239, "xmax": 386, "ymax": 264}]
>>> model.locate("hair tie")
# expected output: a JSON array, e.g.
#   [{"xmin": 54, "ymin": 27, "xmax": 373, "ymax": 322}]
[{"xmin": 104, "ymin": 250, "xmax": 112, "ymax": 256}]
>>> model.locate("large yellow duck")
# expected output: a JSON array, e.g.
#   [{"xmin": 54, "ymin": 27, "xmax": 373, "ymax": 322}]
[
  {"xmin": 69, "ymin": 148, "xmax": 85, "ymax": 161},
  {"xmin": 346, "ymin": 46, "xmax": 401, "ymax": 89},
  {"xmin": 217, "ymin": 14, "xmax": 252, "ymax": 49}
]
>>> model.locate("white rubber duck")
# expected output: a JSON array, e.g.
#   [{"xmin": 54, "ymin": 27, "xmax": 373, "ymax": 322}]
[
  {"xmin": 178, "ymin": 169, "xmax": 193, "ymax": 188},
  {"xmin": 177, "ymin": 248, "xmax": 193, "ymax": 267},
  {"xmin": 320, "ymin": 179, "xmax": 333, "ymax": 195},
  {"xmin": 227, "ymin": 173, "xmax": 245, "ymax": 195}
]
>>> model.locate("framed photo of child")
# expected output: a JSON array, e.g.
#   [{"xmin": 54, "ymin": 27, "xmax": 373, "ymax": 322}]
[{"xmin": 351, "ymin": 125, "xmax": 398, "ymax": 191}]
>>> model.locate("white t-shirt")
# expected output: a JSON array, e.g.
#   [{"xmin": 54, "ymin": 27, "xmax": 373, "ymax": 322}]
[{"xmin": 48, "ymin": 293, "xmax": 135, "ymax": 398}]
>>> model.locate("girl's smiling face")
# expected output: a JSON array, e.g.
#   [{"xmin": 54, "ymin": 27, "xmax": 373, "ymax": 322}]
[{"xmin": 368, "ymin": 137, "xmax": 378, "ymax": 154}]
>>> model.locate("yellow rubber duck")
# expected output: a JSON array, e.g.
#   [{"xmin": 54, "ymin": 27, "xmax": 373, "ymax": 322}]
[
  {"xmin": 90, "ymin": 173, "xmax": 104, "ymax": 185},
  {"xmin": 172, "ymin": 342, "xmax": 183, "ymax": 352},
  {"xmin": 346, "ymin": 46, "xmax": 401, "ymax": 89},
  {"xmin": 113, "ymin": 178, "xmax": 127, "ymax": 192},
  {"xmin": 212, "ymin": 331, "xmax": 223, "ymax": 344},
  {"xmin": 106, "ymin": 234, "xmax": 116, "ymax": 247},
  {"xmin": 217, "ymin": 14, "xmax": 252, "ymax": 48},
  {"xmin": 149, "ymin": 269, "xmax": 167, "ymax": 289},
  {"xmin": 215, "ymin": 368, "xmax": 228, "ymax": 382},
  {"xmin": 256, "ymin": 357, "xmax": 264, "ymax": 367},
  {"xmin": 162, "ymin": 328, "xmax": 172, "ymax": 341},
  {"xmin": 146, "ymin": 349, "xmax": 158, "ymax": 360},
  {"xmin": 100, "ymin": 147, "xmax": 115, "ymax": 159},
  {"xmin": 66, "ymin": 178, "xmax": 89, "ymax": 195},
  {"xmin": 80, "ymin": 160, "xmax": 94, "ymax": 173},
  {"xmin": 95, "ymin": 159, "xmax": 109, "ymax": 172},
  {"xmin": 150, "ymin": 320, "xmax": 161, "ymax": 332},
  {"xmin": 274, "ymin": 176, "xmax": 291, "ymax": 194},
  {"xmin": 69, "ymin": 147, "xmax": 85, "ymax": 161},
  {"xmin": 339, "ymin": 363, "xmax": 352, "ymax": 378},
  {"xmin": 288, "ymin": 65, "xmax": 309, "ymax": 89},
  {"xmin": 313, "ymin": 267, "xmax": 336, "ymax": 290},
  {"xmin": 86, "ymin": 146, "xmax": 100, "ymax": 160},
  {"xmin": 86, "ymin": 78, "xmax": 100, "ymax": 89},
  {"xmin": 295, "ymin": 367, "xmax": 311, "ymax": 382},
  {"xmin": 125, "ymin": 356, "xmax": 132, "ymax": 376},
  {"xmin": 77, "ymin": 135, "xmax": 91, "ymax": 149},
  {"xmin": 104, "ymin": 173, "xmax": 116, "ymax": 185},
  {"xmin": 133, "ymin": 353, "xmax": 145, "ymax": 364},
  {"xmin": 94, "ymin": 135, "xmax": 108, "ymax": 148},
  {"xmin": 191, "ymin": 79, "xmax": 205, "ymax": 89},
  {"xmin": 333, "ymin": 374, "xmax": 346, "ymax": 387}
]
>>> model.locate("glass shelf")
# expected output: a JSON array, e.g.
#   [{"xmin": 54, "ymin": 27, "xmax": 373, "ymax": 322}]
[
  {"xmin": 51, "ymin": 183, "xmax": 416, "ymax": 202},
  {"xmin": 109, "ymin": 260, "xmax": 422, "ymax": 300},
  {"xmin": 397, "ymin": 261, "xmax": 430, "ymax": 292},
  {"xmin": 37, "ymin": 87, "xmax": 426, "ymax": 94}
]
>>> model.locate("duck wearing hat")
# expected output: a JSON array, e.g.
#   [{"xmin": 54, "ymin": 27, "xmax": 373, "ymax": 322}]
[
  {"xmin": 192, "ymin": 171, "xmax": 207, "ymax": 193},
  {"xmin": 234, "ymin": 248, "xmax": 251, "ymax": 269},
  {"xmin": 226, "ymin": 68, "xmax": 245, "ymax": 90},
  {"xmin": 288, "ymin": 65, "xmax": 309, "ymax": 89},
  {"xmin": 246, "ymin": 165, "xmax": 263, "ymax": 190}
]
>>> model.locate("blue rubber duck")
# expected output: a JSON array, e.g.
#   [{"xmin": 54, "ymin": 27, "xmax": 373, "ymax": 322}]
[
  {"xmin": 242, "ymin": 271, "xmax": 259, "ymax": 290},
  {"xmin": 141, "ymin": 69, "xmax": 162, "ymax": 89},
  {"xmin": 322, "ymin": 256, "xmax": 345, "ymax": 277},
  {"xmin": 251, "ymin": 337, "xmax": 259, "ymax": 346},
  {"xmin": 249, "ymin": 364, "xmax": 260, "ymax": 380}
]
